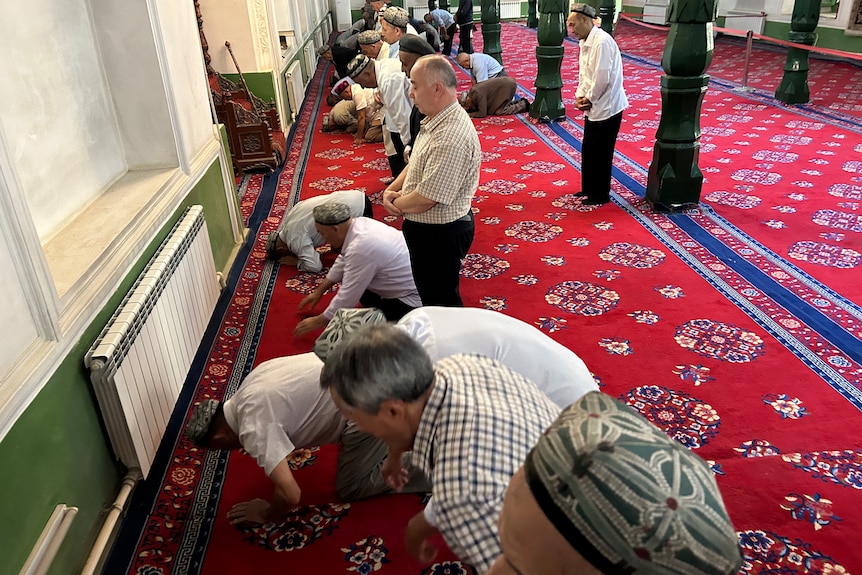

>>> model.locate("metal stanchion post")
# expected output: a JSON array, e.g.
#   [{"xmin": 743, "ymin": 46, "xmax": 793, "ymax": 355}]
[{"xmin": 738, "ymin": 30, "xmax": 754, "ymax": 92}]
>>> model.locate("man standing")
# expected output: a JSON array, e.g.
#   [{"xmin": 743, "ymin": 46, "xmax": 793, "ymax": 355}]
[
  {"xmin": 455, "ymin": 0, "xmax": 474, "ymax": 53},
  {"xmin": 379, "ymin": 6, "xmax": 419, "ymax": 59},
  {"xmin": 460, "ymin": 77, "xmax": 529, "ymax": 118},
  {"xmin": 397, "ymin": 35, "xmax": 436, "ymax": 147},
  {"xmin": 486, "ymin": 392, "xmax": 743, "ymax": 575},
  {"xmin": 567, "ymin": 4, "xmax": 628, "ymax": 206},
  {"xmin": 456, "ymin": 51, "xmax": 507, "ymax": 85},
  {"xmin": 425, "ymin": 9, "xmax": 457, "ymax": 57},
  {"xmin": 293, "ymin": 202, "xmax": 420, "ymax": 336},
  {"xmin": 265, "ymin": 190, "xmax": 371, "ymax": 272},
  {"xmin": 347, "ymin": 54, "xmax": 413, "ymax": 178},
  {"xmin": 383, "ymin": 56, "xmax": 480, "ymax": 307},
  {"xmin": 320, "ymin": 325, "xmax": 560, "ymax": 573},
  {"xmin": 357, "ymin": 29, "xmax": 390, "ymax": 60}
]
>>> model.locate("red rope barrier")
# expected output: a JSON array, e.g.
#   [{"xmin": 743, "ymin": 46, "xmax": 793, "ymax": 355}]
[{"xmin": 618, "ymin": 13, "xmax": 862, "ymax": 62}]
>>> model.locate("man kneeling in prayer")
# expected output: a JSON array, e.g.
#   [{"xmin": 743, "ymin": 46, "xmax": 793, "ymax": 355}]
[
  {"xmin": 459, "ymin": 77, "xmax": 529, "ymax": 119},
  {"xmin": 265, "ymin": 190, "xmax": 372, "ymax": 273},
  {"xmin": 185, "ymin": 352, "xmax": 427, "ymax": 525}
]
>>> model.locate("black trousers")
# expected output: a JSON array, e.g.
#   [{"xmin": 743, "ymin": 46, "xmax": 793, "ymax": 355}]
[
  {"xmin": 363, "ymin": 196, "xmax": 374, "ymax": 218},
  {"xmin": 441, "ymin": 23, "xmax": 458, "ymax": 57},
  {"xmin": 581, "ymin": 111, "xmax": 623, "ymax": 203},
  {"xmin": 387, "ymin": 130, "xmax": 407, "ymax": 178},
  {"xmin": 402, "ymin": 213, "xmax": 475, "ymax": 307},
  {"xmin": 359, "ymin": 290, "xmax": 415, "ymax": 320},
  {"xmin": 458, "ymin": 22, "xmax": 474, "ymax": 54}
]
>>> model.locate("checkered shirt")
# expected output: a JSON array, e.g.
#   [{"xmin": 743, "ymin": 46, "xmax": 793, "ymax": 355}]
[
  {"xmin": 412, "ymin": 353, "xmax": 561, "ymax": 573},
  {"xmin": 402, "ymin": 102, "xmax": 480, "ymax": 224}
]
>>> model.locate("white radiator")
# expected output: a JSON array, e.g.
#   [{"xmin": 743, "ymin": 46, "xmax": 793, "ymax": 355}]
[
  {"xmin": 85, "ymin": 205, "xmax": 220, "ymax": 479},
  {"xmin": 500, "ymin": 1, "xmax": 521, "ymax": 19},
  {"xmin": 305, "ymin": 43, "xmax": 318, "ymax": 83},
  {"xmin": 286, "ymin": 61, "xmax": 304, "ymax": 121}
]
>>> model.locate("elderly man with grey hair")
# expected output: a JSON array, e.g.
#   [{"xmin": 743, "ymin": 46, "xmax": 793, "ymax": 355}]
[
  {"xmin": 293, "ymin": 202, "xmax": 420, "ymax": 337},
  {"xmin": 320, "ymin": 324, "xmax": 560, "ymax": 573}
]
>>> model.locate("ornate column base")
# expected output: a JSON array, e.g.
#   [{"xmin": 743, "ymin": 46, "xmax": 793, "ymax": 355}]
[
  {"xmin": 530, "ymin": 46, "xmax": 566, "ymax": 122},
  {"xmin": 646, "ymin": 75, "xmax": 709, "ymax": 208}
]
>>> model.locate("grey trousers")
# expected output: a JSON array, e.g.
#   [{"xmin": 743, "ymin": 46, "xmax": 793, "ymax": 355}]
[{"xmin": 335, "ymin": 426, "xmax": 430, "ymax": 501}]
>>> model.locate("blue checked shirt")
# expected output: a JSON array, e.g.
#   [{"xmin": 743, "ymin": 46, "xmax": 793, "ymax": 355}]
[{"xmin": 412, "ymin": 354, "xmax": 561, "ymax": 573}]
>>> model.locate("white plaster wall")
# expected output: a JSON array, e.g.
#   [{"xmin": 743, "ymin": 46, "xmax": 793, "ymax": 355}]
[
  {"xmin": 201, "ymin": 0, "xmax": 259, "ymax": 73},
  {"xmin": 0, "ymin": 241, "xmax": 39, "ymax": 378},
  {"xmin": 90, "ymin": 0, "xmax": 178, "ymax": 170},
  {"xmin": 154, "ymin": 0, "xmax": 217, "ymax": 163},
  {"xmin": 0, "ymin": 0, "xmax": 126, "ymax": 242}
]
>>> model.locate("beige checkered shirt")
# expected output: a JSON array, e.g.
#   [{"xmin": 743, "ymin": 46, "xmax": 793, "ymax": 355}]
[{"xmin": 402, "ymin": 102, "xmax": 481, "ymax": 224}]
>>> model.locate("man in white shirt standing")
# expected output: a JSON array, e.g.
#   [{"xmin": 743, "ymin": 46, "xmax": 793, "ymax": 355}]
[
  {"xmin": 184, "ymin": 353, "xmax": 428, "ymax": 525},
  {"xmin": 379, "ymin": 6, "xmax": 419, "ymax": 59},
  {"xmin": 357, "ymin": 29, "xmax": 390, "ymax": 61},
  {"xmin": 567, "ymin": 4, "xmax": 629, "ymax": 206},
  {"xmin": 347, "ymin": 53, "xmax": 413, "ymax": 178},
  {"xmin": 294, "ymin": 202, "xmax": 421, "ymax": 337}
]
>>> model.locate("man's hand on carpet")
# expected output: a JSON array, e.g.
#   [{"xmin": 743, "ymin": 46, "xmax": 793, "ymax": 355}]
[
  {"xmin": 227, "ymin": 498, "xmax": 270, "ymax": 525},
  {"xmin": 298, "ymin": 291, "xmax": 322, "ymax": 312},
  {"xmin": 406, "ymin": 512, "xmax": 439, "ymax": 563},
  {"xmin": 294, "ymin": 314, "xmax": 328, "ymax": 337},
  {"xmin": 382, "ymin": 454, "xmax": 409, "ymax": 491}
]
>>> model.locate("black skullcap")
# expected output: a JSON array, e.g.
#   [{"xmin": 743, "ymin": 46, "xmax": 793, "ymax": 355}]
[
  {"xmin": 398, "ymin": 35, "xmax": 435, "ymax": 56},
  {"xmin": 570, "ymin": 3, "xmax": 597, "ymax": 18}
]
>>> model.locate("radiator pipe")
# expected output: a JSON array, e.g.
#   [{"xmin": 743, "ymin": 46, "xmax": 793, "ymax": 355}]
[{"xmin": 80, "ymin": 468, "xmax": 142, "ymax": 575}]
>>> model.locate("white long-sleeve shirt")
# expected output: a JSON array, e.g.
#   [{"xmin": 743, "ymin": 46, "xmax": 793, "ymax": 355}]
[
  {"xmin": 375, "ymin": 58, "xmax": 413, "ymax": 145},
  {"xmin": 324, "ymin": 217, "xmax": 421, "ymax": 319},
  {"xmin": 576, "ymin": 25, "xmax": 628, "ymax": 122}
]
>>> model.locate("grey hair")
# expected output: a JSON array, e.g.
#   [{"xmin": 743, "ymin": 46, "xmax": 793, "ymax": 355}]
[
  {"xmin": 319, "ymin": 324, "xmax": 434, "ymax": 413},
  {"xmin": 417, "ymin": 55, "xmax": 457, "ymax": 89}
]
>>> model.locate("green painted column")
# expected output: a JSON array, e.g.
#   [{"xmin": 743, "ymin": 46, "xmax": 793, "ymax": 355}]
[
  {"xmin": 599, "ymin": 0, "xmax": 616, "ymax": 34},
  {"xmin": 440, "ymin": 0, "xmax": 449, "ymax": 10},
  {"xmin": 528, "ymin": 0, "xmax": 539, "ymax": 28},
  {"xmin": 482, "ymin": 0, "xmax": 503, "ymax": 64},
  {"xmin": 645, "ymin": 0, "xmax": 716, "ymax": 208},
  {"xmin": 531, "ymin": 0, "xmax": 567, "ymax": 122},
  {"xmin": 775, "ymin": 0, "xmax": 820, "ymax": 104}
]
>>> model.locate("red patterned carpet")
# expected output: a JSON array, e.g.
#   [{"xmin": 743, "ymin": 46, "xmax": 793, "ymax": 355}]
[{"xmin": 109, "ymin": 22, "xmax": 862, "ymax": 575}]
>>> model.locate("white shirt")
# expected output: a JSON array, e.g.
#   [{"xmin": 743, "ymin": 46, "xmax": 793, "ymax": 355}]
[
  {"xmin": 276, "ymin": 190, "xmax": 368, "ymax": 273},
  {"xmin": 353, "ymin": 86, "xmax": 383, "ymax": 125},
  {"xmin": 374, "ymin": 58, "xmax": 413, "ymax": 145},
  {"xmin": 324, "ymin": 217, "xmax": 421, "ymax": 319},
  {"xmin": 469, "ymin": 52, "xmax": 504, "ymax": 83},
  {"xmin": 576, "ymin": 25, "xmax": 628, "ymax": 122},
  {"xmin": 396, "ymin": 307, "xmax": 599, "ymax": 528},
  {"xmin": 222, "ymin": 354, "xmax": 346, "ymax": 476},
  {"xmin": 398, "ymin": 307, "xmax": 598, "ymax": 407}
]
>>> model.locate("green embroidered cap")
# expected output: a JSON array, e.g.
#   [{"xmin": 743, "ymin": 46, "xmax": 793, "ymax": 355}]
[
  {"xmin": 314, "ymin": 307, "xmax": 388, "ymax": 362},
  {"xmin": 524, "ymin": 391, "xmax": 743, "ymax": 575},
  {"xmin": 185, "ymin": 399, "xmax": 220, "ymax": 446}
]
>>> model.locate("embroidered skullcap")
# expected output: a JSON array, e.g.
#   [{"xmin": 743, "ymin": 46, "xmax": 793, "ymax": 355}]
[
  {"xmin": 347, "ymin": 54, "xmax": 372, "ymax": 78},
  {"xmin": 570, "ymin": 3, "xmax": 597, "ymax": 18},
  {"xmin": 398, "ymin": 35, "xmax": 435, "ymax": 56},
  {"xmin": 381, "ymin": 6, "xmax": 410, "ymax": 28},
  {"xmin": 524, "ymin": 391, "xmax": 743, "ymax": 575},
  {"xmin": 314, "ymin": 307, "xmax": 388, "ymax": 362},
  {"xmin": 317, "ymin": 44, "xmax": 332, "ymax": 56},
  {"xmin": 185, "ymin": 399, "xmax": 220, "ymax": 446},
  {"xmin": 357, "ymin": 29, "xmax": 381, "ymax": 45},
  {"xmin": 332, "ymin": 76, "xmax": 354, "ymax": 97},
  {"xmin": 313, "ymin": 201, "xmax": 352, "ymax": 225}
]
